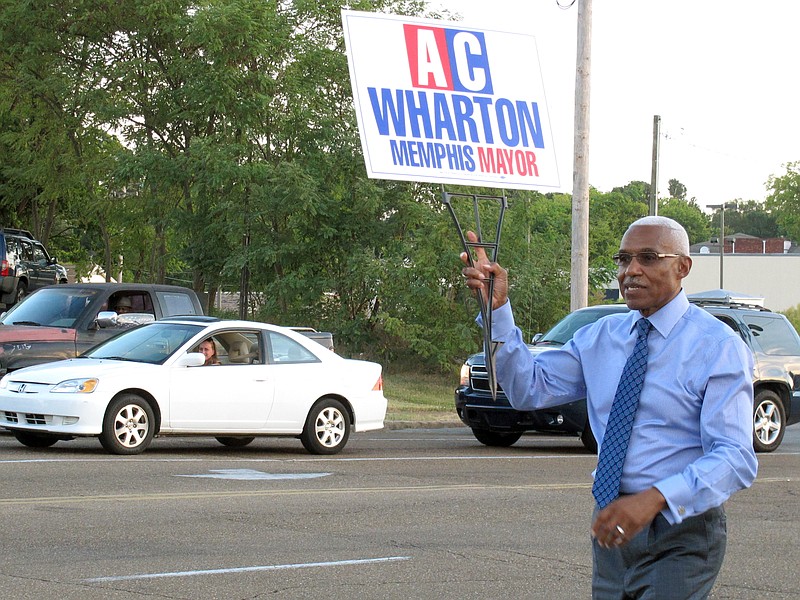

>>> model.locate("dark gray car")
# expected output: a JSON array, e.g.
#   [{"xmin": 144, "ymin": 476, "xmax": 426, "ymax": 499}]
[
  {"xmin": 0, "ymin": 283, "xmax": 204, "ymax": 375},
  {"xmin": 0, "ymin": 229, "xmax": 65, "ymax": 308}
]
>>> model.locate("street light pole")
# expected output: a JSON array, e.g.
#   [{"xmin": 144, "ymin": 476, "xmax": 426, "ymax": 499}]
[{"xmin": 707, "ymin": 202, "xmax": 736, "ymax": 289}]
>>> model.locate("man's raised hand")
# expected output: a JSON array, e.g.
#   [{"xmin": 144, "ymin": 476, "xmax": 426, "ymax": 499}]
[{"xmin": 460, "ymin": 230, "xmax": 509, "ymax": 310}]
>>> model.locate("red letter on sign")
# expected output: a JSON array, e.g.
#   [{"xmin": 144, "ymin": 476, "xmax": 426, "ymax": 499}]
[{"xmin": 404, "ymin": 25, "xmax": 453, "ymax": 90}]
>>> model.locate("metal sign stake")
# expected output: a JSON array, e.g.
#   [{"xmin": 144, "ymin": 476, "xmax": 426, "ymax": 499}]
[{"xmin": 442, "ymin": 189, "xmax": 507, "ymax": 401}]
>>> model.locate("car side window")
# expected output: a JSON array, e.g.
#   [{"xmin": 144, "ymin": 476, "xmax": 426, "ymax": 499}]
[
  {"xmin": 742, "ymin": 315, "xmax": 800, "ymax": 356},
  {"xmin": 32, "ymin": 243, "xmax": 48, "ymax": 265},
  {"xmin": 156, "ymin": 291, "xmax": 200, "ymax": 316},
  {"xmin": 267, "ymin": 332, "xmax": 319, "ymax": 364},
  {"xmin": 5, "ymin": 238, "xmax": 20, "ymax": 262},
  {"xmin": 218, "ymin": 331, "xmax": 262, "ymax": 365},
  {"xmin": 713, "ymin": 315, "xmax": 745, "ymax": 340},
  {"xmin": 105, "ymin": 293, "xmax": 155, "ymax": 323},
  {"xmin": 19, "ymin": 240, "xmax": 34, "ymax": 261}
]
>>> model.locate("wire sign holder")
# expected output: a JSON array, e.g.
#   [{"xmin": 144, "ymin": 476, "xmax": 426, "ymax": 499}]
[{"xmin": 442, "ymin": 189, "xmax": 508, "ymax": 401}]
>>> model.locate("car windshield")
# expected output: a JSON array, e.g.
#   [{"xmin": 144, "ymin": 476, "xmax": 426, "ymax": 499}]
[
  {"xmin": 0, "ymin": 287, "xmax": 101, "ymax": 328},
  {"xmin": 86, "ymin": 322, "xmax": 204, "ymax": 364},
  {"xmin": 537, "ymin": 306, "xmax": 628, "ymax": 345}
]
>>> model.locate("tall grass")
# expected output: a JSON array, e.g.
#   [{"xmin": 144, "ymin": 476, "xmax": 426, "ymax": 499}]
[{"xmin": 383, "ymin": 370, "xmax": 457, "ymax": 422}]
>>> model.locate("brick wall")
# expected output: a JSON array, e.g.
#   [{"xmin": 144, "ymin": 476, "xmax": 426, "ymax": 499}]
[{"xmin": 728, "ymin": 238, "xmax": 788, "ymax": 254}]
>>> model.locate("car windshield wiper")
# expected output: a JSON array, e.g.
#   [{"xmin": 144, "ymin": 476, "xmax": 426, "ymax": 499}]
[
  {"xmin": 95, "ymin": 355, "xmax": 137, "ymax": 362},
  {"xmin": 10, "ymin": 320, "xmax": 42, "ymax": 326}
]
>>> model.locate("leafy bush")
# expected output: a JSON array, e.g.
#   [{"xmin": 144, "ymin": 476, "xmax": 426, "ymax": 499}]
[{"xmin": 780, "ymin": 304, "xmax": 800, "ymax": 335}]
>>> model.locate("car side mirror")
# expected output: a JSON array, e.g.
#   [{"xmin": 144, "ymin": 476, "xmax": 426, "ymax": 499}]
[
  {"xmin": 532, "ymin": 333, "xmax": 543, "ymax": 343},
  {"xmin": 95, "ymin": 312, "xmax": 155, "ymax": 329},
  {"xmin": 174, "ymin": 352, "xmax": 205, "ymax": 367},
  {"xmin": 95, "ymin": 311, "xmax": 117, "ymax": 328}
]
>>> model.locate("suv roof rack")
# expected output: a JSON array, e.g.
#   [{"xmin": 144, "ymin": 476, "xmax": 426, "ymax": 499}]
[
  {"xmin": 688, "ymin": 298, "xmax": 772, "ymax": 312},
  {"xmin": 1, "ymin": 228, "xmax": 35, "ymax": 239}
]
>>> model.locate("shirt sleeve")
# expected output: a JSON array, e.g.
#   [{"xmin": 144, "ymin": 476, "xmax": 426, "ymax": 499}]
[
  {"xmin": 653, "ymin": 335, "xmax": 758, "ymax": 524},
  {"xmin": 477, "ymin": 301, "xmax": 587, "ymax": 411}
]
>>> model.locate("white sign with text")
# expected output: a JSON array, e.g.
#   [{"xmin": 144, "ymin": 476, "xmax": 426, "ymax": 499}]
[{"xmin": 342, "ymin": 10, "xmax": 560, "ymax": 190}]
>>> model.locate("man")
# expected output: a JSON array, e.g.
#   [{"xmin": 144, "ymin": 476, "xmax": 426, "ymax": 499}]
[
  {"xmin": 114, "ymin": 296, "xmax": 133, "ymax": 314},
  {"xmin": 461, "ymin": 216, "xmax": 757, "ymax": 599}
]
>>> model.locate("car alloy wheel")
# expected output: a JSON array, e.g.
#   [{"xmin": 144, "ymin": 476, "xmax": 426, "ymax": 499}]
[
  {"xmin": 100, "ymin": 394, "xmax": 156, "ymax": 455},
  {"xmin": 301, "ymin": 398, "xmax": 350, "ymax": 455},
  {"xmin": 752, "ymin": 389, "xmax": 785, "ymax": 453}
]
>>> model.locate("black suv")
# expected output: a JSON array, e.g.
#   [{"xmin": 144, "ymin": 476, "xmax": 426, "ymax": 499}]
[
  {"xmin": 0, "ymin": 229, "xmax": 67, "ymax": 308},
  {"xmin": 455, "ymin": 298, "xmax": 800, "ymax": 453}
]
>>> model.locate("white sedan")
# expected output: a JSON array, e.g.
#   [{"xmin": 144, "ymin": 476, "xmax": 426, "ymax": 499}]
[{"xmin": 0, "ymin": 317, "xmax": 387, "ymax": 455}]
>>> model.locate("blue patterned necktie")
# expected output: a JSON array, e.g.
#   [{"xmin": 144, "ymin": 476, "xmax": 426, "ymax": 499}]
[{"xmin": 592, "ymin": 317, "xmax": 653, "ymax": 508}]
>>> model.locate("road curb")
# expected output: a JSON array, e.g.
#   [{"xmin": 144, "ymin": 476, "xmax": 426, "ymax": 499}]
[{"xmin": 384, "ymin": 420, "xmax": 465, "ymax": 430}]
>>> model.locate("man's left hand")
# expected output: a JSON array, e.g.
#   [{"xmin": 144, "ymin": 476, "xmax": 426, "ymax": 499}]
[{"xmin": 591, "ymin": 487, "xmax": 667, "ymax": 548}]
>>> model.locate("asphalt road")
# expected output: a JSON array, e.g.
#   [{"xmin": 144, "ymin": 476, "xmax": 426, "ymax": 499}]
[{"xmin": 0, "ymin": 426, "xmax": 797, "ymax": 600}]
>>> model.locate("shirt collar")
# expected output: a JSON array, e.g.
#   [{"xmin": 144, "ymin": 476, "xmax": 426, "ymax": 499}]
[{"xmin": 629, "ymin": 289, "xmax": 689, "ymax": 339}]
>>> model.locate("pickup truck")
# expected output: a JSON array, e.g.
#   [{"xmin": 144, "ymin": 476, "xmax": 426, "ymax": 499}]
[
  {"xmin": 0, "ymin": 283, "xmax": 204, "ymax": 375},
  {"xmin": 288, "ymin": 327, "xmax": 335, "ymax": 351}
]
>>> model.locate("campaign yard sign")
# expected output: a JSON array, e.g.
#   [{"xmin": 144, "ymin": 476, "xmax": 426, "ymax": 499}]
[{"xmin": 342, "ymin": 10, "xmax": 560, "ymax": 191}]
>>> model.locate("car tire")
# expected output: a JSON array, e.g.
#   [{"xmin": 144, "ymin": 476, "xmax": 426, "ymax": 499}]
[
  {"xmin": 753, "ymin": 389, "xmax": 785, "ymax": 453},
  {"xmin": 99, "ymin": 394, "xmax": 155, "ymax": 455},
  {"xmin": 300, "ymin": 398, "xmax": 350, "ymax": 455},
  {"xmin": 580, "ymin": 423, "xmax": 598, "ymax": 453},
  {"xmin": 13, "ymin": 280, "xmax": 27, "ymax": 305},
  {"xmin": 12, "ymin": 431, "xmax": 60, "ymax": 448},
  {"xmin": 471, "ymin": 428, "xmax": 522, "ymax": 447},
  {"xmin": 215, "ymin": 436, "xmax": 255, "ymax": 448}
]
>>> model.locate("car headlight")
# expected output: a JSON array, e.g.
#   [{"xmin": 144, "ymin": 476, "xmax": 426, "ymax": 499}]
[
  {"xmin": 51, "ymin": 378, "xmax": 99, "ymax": 393},
  {"xmin": 459, "ymin": 363, "xmax": 470, "ymax": 386},
  {"xmin": 0, "ymin": 376, "xmax": 8, "ymax": 390}
]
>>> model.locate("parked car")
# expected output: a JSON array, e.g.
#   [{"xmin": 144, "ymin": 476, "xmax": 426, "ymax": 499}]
[
  {"xmin": 0, "ymin": 283, "xmax": 204, "ymax": 376},
  {"xmin": 456, "ymin": 297, "xmax": 800, "ymax": 453},
  {"xmin": 0, "ymin": 228, "xmax": 67, "ymax": 308},
  {"xmin": 0, "ymin": 317, "xmax": 386, "ymax": 455},
  {"xmin": 693, "ymin": 297, "xmax": 800, "ymax": 452}
]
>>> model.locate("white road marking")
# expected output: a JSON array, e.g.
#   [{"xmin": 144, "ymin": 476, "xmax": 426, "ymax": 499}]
[
  {"xmin": 175, "ymin": 469, "xmax": 331, "ymax": 480},
  {"xmin": 83, "ymin": 555, "xmax": 411, "ymax": 583},
  {"xmin": 0, "ymin": 454, "xmax": 594, "ymax": 465},
  {"xmin": 2, "ymin": 452, "xmax": 799, "ymax": 465}
]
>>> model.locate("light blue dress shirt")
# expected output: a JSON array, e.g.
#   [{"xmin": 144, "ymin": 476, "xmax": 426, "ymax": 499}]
[{"xmin": 487, "ymin": 291, "xmax": 758, "ymax": 524}]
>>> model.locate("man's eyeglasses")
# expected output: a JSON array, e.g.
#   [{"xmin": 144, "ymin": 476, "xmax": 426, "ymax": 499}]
[{"xmin": 612, "ymin": 252, "xmax": 683, "ymax": 267}]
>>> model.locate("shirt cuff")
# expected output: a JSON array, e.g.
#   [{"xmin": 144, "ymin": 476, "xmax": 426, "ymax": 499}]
[
  {"xmin": 654, "ymin": 474, "xmax": 694, "ymax": 524},
  {"xmin": 475, "ymin": 300, "xmax": 516, "ymax": 342}
]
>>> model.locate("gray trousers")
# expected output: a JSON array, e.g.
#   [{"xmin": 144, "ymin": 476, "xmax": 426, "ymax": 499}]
[{"xmin": 592, "ymin": 506, "xmax": 727, "ymax": 599}]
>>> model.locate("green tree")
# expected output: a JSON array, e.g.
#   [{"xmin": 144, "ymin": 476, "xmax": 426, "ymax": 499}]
[
  {"xmin": 766, "ymin": 161, "xmax": 800, "ymax": 242},
  {"xmin": 611, "ymin": 180, "xmax": 651, "ymax": 205},
  {"xmin": 658, "ymin": 197, "xmax": 712, "ymax": 245},
  {"xmin": 0, "ymin": 0, "xmax": 120, "ymax": 249},
  {"xmin": 668, "ymin": 178, "xmax": 687, "ymax": 200},
  {"xmin": 589, "ymin": 188, "xmax": 648, "ymax": 262},
  {"xmin": 722, "ymin": 200, "xmax": 780, "ymax": 238}
]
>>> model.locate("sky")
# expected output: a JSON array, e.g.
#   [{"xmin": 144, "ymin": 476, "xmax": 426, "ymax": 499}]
[{"xmin": 432, "ymin": 0, "xmax": 800, "ymax": 210}]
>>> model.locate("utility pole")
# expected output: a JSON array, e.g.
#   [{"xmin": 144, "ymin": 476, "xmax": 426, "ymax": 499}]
[
  {"xmin": 570, "ymin": 0, "xmax": 591, "ymax": 311},
  {"xmin": 708, "ymin": 202, "xmax": 736, "ymax": 289},
  {"xmin": 649, "ymin": 115, "xmax": 660, "ymax": 215}
]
